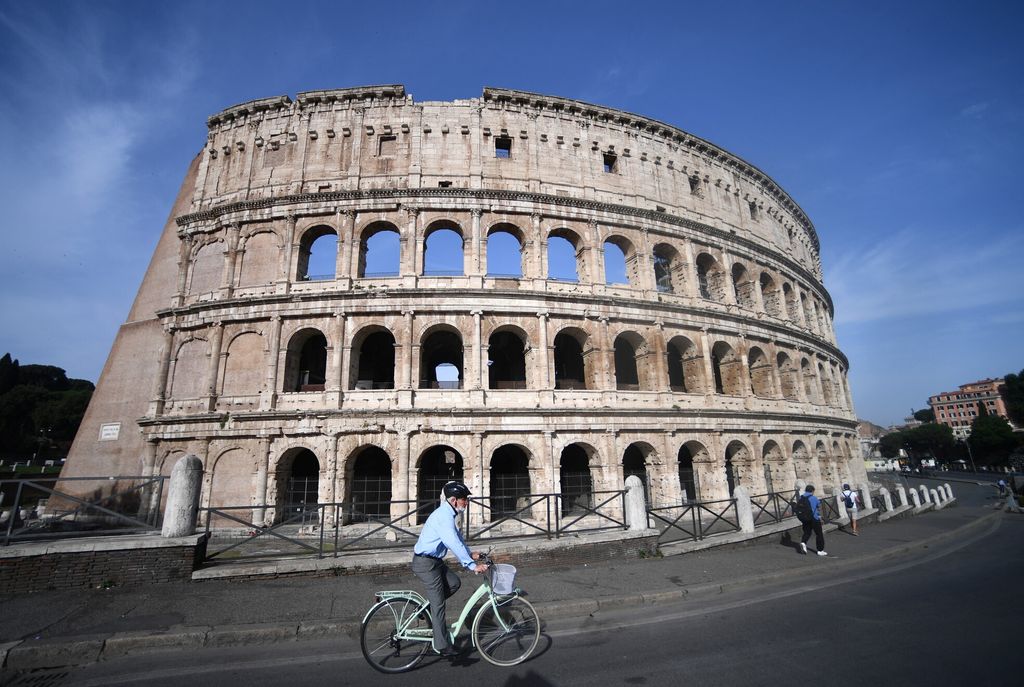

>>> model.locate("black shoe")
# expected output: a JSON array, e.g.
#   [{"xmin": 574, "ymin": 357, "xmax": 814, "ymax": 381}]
[{"xmin": 436, "ymin": 647, "xmax": 459, "ymax": 658}]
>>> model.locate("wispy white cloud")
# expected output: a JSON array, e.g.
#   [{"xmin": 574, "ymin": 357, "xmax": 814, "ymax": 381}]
[
  {"xmin": 960, "ymin": 101, "xmax": 990, "ymax": 118},
  {"xmin": 826, "ymin": 228, "xmax": 1024, "ymax": 325}
]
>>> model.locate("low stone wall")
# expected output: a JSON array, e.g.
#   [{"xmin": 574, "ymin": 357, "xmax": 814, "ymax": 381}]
[{"xmin": 0, "ymin": 534, "xmax": 207, "ymax": 594}]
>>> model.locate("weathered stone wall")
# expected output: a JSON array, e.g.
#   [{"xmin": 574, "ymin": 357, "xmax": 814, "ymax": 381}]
[{"xmin": 64, "ymin": 86, "xmax": 864, "ymax": 521}]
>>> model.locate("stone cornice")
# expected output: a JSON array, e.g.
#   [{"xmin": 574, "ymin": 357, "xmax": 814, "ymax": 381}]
[
  {"xmin": 174, "ymin": 187, "xmax": 831, "ymax": 311},
  {"xmin": 207, "ymin": 95, "xmax": 293, "ymax": 128}
]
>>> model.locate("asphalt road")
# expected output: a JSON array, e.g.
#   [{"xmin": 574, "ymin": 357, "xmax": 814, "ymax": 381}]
[{"xmin": 36, "ymin": 498, "xmax": 1019, "ymax": 687}]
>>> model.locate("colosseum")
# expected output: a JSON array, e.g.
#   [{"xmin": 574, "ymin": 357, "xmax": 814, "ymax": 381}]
[{"xmin": 64, "ymin": 84, "xmax": 863, "ymax": 530}]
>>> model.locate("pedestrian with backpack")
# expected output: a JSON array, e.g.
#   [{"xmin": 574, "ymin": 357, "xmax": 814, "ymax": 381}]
[
  {"xmin": 795, "ymin": 484, "xmax": 827, "ymax": 556},
  {"xmin": 840, "ymin": 483, "xmax": 859, "ymax": 536}
]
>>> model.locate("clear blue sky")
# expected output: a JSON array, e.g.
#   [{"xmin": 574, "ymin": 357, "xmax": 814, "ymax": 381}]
[{"xmin": 1, "ymin": 0, "xmax": 1021, "ymax": 427}]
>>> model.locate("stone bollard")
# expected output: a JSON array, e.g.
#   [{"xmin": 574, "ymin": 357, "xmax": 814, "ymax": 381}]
[
  {"xmin": 930, "ymin": 488, "xmax": 941, "ymax": 505},
  {"xmin": 896, "ymin": 485, "xmax": 907, "ymax": 507},
  {"xmin": 1005, "ymin": 491, "xmax": 1022, "ymax": 514},
  {"xmin": 859, "ymin": 483, "xmax": 873, "ymax": 510},
  {"xmin": 944, "ymin": 484, "xmax": 954, "ymax": 500},
  {"xmin": 733, "ymin": 485, "xmax": 755, "ymax": 533},
  {"xmin": 909, "ymin": 489, "xmax": 921, "ymax": 508},
  {"xmin": 162, "ymin": 454, "xmax": 203, "ymax": 538},
  {"xmin": 796, "ymin": 479, "xmax": 806, "ymax": 495},
  {"xmin": 918, "ymin": 485, "xmax": 930, "ymax": 504},
  {"xmin": 879, "ymin": 487, "xmax": 893, "ymax": 512},
  {"xmin": 624, "ymin": 475, "xmax": 648, "ymax": 531},
  {"xmin": 835, "ymin": 484, "xmax": 848, "ymax": 520}
]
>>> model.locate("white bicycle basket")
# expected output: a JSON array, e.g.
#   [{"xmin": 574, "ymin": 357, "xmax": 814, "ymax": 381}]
[{"xmin": 490, "ymin": 564, "xmax": 517, "ymax": 594}]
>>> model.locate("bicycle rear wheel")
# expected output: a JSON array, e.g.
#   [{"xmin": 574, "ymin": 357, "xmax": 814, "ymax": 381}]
[
  {"xmin": 360, "ymin": 598, "xmax": 432, "ymax": 673},
  {"xmin": 471, "ymin": 595, "xmax": 540, "ymax": 666}
]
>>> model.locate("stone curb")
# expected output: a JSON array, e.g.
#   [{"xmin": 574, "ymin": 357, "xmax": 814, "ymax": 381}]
[{"xmin": 1, "ymin": 509, "xmax": 1001, "ymax": 671}]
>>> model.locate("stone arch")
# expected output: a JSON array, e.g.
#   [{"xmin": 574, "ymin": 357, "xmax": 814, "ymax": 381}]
[
  {"xmin": 416, "ymin": 445, "xmax": 464, "ymax": 523},
  {"xmin": 346, "ymin": 445, "xmax": 392, "ymax": 521},
  {"xmin": 237, "ymin": 229, "xmax": 281, "ymax": 287},
  {"xmin": 296, "ymin": 224, "xmax": 338, "ymax": 281},
  {"xmin": 817, "ymin": 362, "xmax": 834, "ymax": 405},
  {"xmin": 553, "ymin": 326, "xmax": 596, "ymax": 390},
  {"xmin": 488, "ymin": 325, "xmax": 529, "ymax": 390},
  {"xmin": 603, "ymin": 234, "xmax": 636, "ymax": 286},
  {"xmin": 169, "ymin": 337, "xmax": 208, "ymax": 400},
  {"xmin": 747, "ymin": 346, "xmax": 775, "ymax": 397},
  {"xmin": 357, "ymin": 220, "xmax": 401, "ymax": 278},
  {"xmin": 777, "ymin": 351, "xmax": 800, "ymax": 401},
  {"xmin": 731, "ymin": 263, "xmax": 757, "ymax": 310},
  {"xmin": 486, "ymin": 222, "xmax": 524, "ymax": 277},
  {"xmin": 548, "ymin": 227, "xmax": 585, "ymax": 282},
  {"xmin": 188, "ymin": 239, "xmax": 224, "ymax": 297},
  {"xmin": 349, "ymin": 325, "xmax": 396, "ymax": 390},
  {"xmin": 283, "ymin": 328, "xmax": 328, "ymax": 392},
  {"xmin": 760, "ymin": 272, "xmax": 783, "ymax": 317},
  {"xmin": 221, "ymin": 331, "xmax": 265, "ymax": 396},
  {"xmin": 419, "ymin": 325, "xmax": 464, "ymax": 389},
  {"xmin": 761, "ymin": 440, "xmax": 786, "ymax": 493},
  {"xmin": 677, "ymin": 441, "xmax": 708, "ymax": 502},
  {"xmin": 801, "ymin": 357, "xmax": 817, "ymax": 402},
  {"xmin": 782, "ymin": 282, "xmax": 800, "ymax": 323},
  {"xmin": 622, "ymin": 442, "xmax": 655, "ymax": 504},
  {"xmin": 489, "ymin": 444, "xmax": 532, "ymax": 518},
  {"xmin": 696, "ymin": 252, "xmax": 726, "ymax": 301},
  {"xmin": 559, "ymin": 442, "xmax": 596, "ymax": 516},
  {"xmin": 653, "ymin": 243, "xmax": 685, "ymax": 294},
  {"xmin": 613, "ymin": 331, "xmax": 648, "ymax": 391},
  {"xmin": 792, "ymin": 440, "xmax": 811, "ymax": 486},
  {"xmin": 724, "ymin": 440, "xmax": 751, "ymax": 495},
  {"xmin": 275, "ymin": 446, "xmax": 320, "ymax": 523},
  {"xmin": 423, "ymin": 219, "xmax": 465, "ymax": 276},
  {"xmin": 711, "ymin": 341, "xmax": 745, "ymax": 395},
  {"xmin": 207, "ymin": 447, "xmax": 251, "ymax": 527}
]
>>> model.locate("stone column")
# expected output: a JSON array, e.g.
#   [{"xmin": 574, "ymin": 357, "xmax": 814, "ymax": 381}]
[
  {"xmin": 472, "ymin": 310, "xmax": 484, "ymax": 390},
  {"xmin": 151, "ymin": 326, "xmax": 175, "ymax": 416},
  {"xmin": 174, "ymin": 235, "xmax": 192, "ymax": 306},
  {"xmin": 895, "ymin": 484, "xmax": 908, "ymax": 507},
  {"xmin": 625, "ymin": 475, "xmax": 647, "ymax": 531},
  {"xmin": 537, "ymin": 311, "xmax": 551, "ymax": 390},
  {"xmin": 162, "ymin": 454, "xmax": 203, "ymax": 538},
  {"xmin": 733, "ymin": 485, "xmax": 755, "ymax": 533},
  {"xmin": 699, "ymin": 329, "xmax": 716, "ymax": 397},
  {"xmin": 333, "ymin": 312, "xmax": 347, "ymax": 407},
  {"xmin": 205, "ymin": 322, "xmax": 224, "ymax": 411},
  {"xmin": 650, "ymin": 321, "xmax": 669, "ymax": 392},
  {"xmin": 396, "ymin": 430, "xmax": 412, "ymax": 524},
  {"xmin": 325, "ymin": 434, "xmax": 339, "ymax": 526},
  {"xmin": 410, "ymin": 207, "xmax": 424, "ymax": 278},
  {"xmin": 261, "ymin": 316, "xmax": 283, "ymax": 410},
  {"xmin": 277, "ymin": 213, "xmax": 297, "ymax": 294},
  {"xmin": 221, "ymin": 223, "xmax": 240, "ymax": 298},
  {"xmin": 599, "ymin": 316, "xmax": 615, "ymax": 391},
  {"xmin": 681, "ymin": 239, "xmax": 699, "ymax": 299},
  {"xmin": 336, "ymin": 209, "xmax": 354, "ymax": 285},
  {"xmin": 531, "ymin": 213, "xmax": 544, "ymax": 285},
  {"xmin": 470, "ymin": 209, "xmax": 483, "ymax": 278}
]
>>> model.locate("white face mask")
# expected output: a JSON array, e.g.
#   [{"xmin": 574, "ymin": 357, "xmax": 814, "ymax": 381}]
[{"xmin": 455, "ymin": 504, "xmax": 466, "ymax": 514}]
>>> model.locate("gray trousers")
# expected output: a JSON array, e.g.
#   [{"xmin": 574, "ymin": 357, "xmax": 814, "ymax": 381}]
[{"xmin": 411, "ymin": 554, "xmax": 461, "ymax": 651}]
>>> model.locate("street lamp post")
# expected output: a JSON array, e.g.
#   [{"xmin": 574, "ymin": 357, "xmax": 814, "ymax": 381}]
[{"xmin": 961, "ymin": 440, "xmax": 977, "ymax": 475}]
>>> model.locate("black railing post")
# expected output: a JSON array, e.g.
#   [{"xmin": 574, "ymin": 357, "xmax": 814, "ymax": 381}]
[{"xmin": 318, "ymin": 504, "xmax": 326, "ymax": 559}]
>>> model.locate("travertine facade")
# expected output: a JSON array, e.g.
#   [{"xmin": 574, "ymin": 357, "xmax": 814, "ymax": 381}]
[{"xmin": 65, "ymin": 85, "xmax": 863, "ymax": 523}]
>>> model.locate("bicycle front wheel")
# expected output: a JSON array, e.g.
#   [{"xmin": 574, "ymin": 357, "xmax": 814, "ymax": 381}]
[
  {"xmin": 360, "ymin": 598, "xmax": 432, "ymax": 673},
  {"xmin": 471, "ymin": 595, "xmax": 540, "ymax": 666}
]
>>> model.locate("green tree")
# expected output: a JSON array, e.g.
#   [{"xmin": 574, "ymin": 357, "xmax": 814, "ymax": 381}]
[
  {"xmin": 913, "ymin": 408, "xmax": 935, "ymax": 423},
  {"xmin": 968, "ymin": 413, "xmax": 1018, "ymax": 466},
  {"xmin": 904, "ymin": 423, "xmax": 956, "ymax": 462},
  {"xmin": 1004, "ymin": 369, "xmax": 1024, "ymax": 426},
  {"xmin": 879, "ymin": 431, "xmax": 907, "ymax": 459},
  {"xmin": 0, "ymin": 353, "xmax": 18, "ymax": 395}
]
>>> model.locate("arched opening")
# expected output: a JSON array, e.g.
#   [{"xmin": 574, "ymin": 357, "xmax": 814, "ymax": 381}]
[
  {"xmin": 420, "ymin": 329, "xmax": 463, "ymax": 389},
  {"xmin": 760, "ymin": 272, "xmax": 782, "ymax": 317},
  {"xmin": 777, "ymin": 352, "xmax": 800, "ymax": 400},
  {"xmin": 614, "ymin": 335, "xmax": 640, "ymax": 390},
  {"xmin": 279, "ymin": 448, "xmax": 319, "ymax": 523},
  {"xmin": 417, "ymin": 445, "xmax": 464, "ymax": 523},
  {"xmin": 783, "ymin": 282, "xmax": 799, "ymax": 323},
  {"xmin": 351, "ymin": 328, "xmax": 396, "ymax": 390},
  {"xmin": 553, "ymin": 329, "xmax": 587, "ymax": 390},
  {"xmin": 489, "ymin": 445, "xmax": 531, "ymax": 518},
  {"xmin": 358, "ymin": 223, "xmax": 401, "ymax": 278},
  {"xmin": 762, "ymin": 441, "xmax": 784, "ymax": 493},
  {"xmin": 622, "ymin": 444, "xmax": 650, "ymax": 503},
  {"xmin": 548, "ymin": 230, "xmax": 581, "ymax": 282},
  {"xmin": 678, "ymin": 442, "xmax": 703, "ymax": 502},
  {"xmin": 488, "ymin": 329, "xmax": 527, "ymax": 389},
  {"xmin": 603, "ymin": 237, "xmax": 631, "ymax": 285},
  {"xmin": 188, "ymin": 241, "xmax": 223, "ymax": 297},
  {"xmin": 748, "ymin": 346, "xmax": 774, "ymax": 397},
  {"xmin": 711, "ymin": 342, "xmax": 744, "ymax": 395},
  {"xmin": 801, "ymin": 358, "xmax": 817, "ymax": 402},
  {"xmin": 666, "ymin": 339, "xmax": 687, "ymax": 392},
  {"xmin": 559, "ymin": 444, "xmax": 594, "ymax": 516},
  {"xmin": 284, "ymin": 329, "xmax": 327, "ymax": 392},
  {"xmin": 486, "ymin": 226, "xmax": 523, "ymax": 277},
  {"xmin": 348, "ymin": 446, "xmax": 392, "ymax": 521},
  {"xmin": 423, "ymin": 225, "xmax": 464, "ymax": 276},
  {"xmin": 297, "ymin": 225, "xmax": 338, "ymax": 281},
  {"xmin": 237, "ymin": 231, "xmax": 279, "ymax": 288},
  {"xmin": 801, "ymin": 293, "xmax": 817, "ymax": 333},
  {"xmin": 818, "ymin": 363, "xmax": 834, "ymax": 405},
  {"xmin": 724, "ymin": 441, "xmax": 749, "ymax": 495},
  {"xmin": 696, "ymin": 253, "xmax": 724, "ymax": 301},
  {"xmin": 731, "ymin": 263, "xmax": 756, "ymax": 309}
]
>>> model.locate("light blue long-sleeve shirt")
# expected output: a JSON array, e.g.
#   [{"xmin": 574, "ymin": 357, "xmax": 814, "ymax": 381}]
[{"xmin": 413, "ymin": 501, "xmax": 475, "ymax": 569}]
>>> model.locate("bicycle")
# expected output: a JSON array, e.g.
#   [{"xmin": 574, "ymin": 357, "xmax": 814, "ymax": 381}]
[{"xmin": 359, "ymin": 553, "xmax": 541, "ymax": 672}]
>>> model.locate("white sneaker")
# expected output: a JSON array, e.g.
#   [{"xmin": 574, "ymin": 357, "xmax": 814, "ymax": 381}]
[
  {"xmin": 817, "ymin": 550, "xmax": 828, "ymax": 556},
  {"xmin": 800, "ymin": 542, "xmax": 808, "ymax": 554}
]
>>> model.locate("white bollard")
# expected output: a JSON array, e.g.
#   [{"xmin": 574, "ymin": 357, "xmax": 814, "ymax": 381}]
[
  {"xmin": 624, "ymin": 475, "xmax": 648, "ymax": 531},
  {"xmin": 918, "ymin": 485, "xmax": 930, "ymax": 504},
  {"xmin": 1005, "ymin": 491, "xmax": 1022, "ymax": 514},
  {"xmin": 162, "ymin": 454, "xmax": 203, "ymax": 538},
  {"xmin": 944, "ymin": 484, "xmax": 954, "ymax": 500},
  {"xmin": 879, "ymin": 487, "xmax": 893, "ymax": 512},
  {"xmin": 835, "ymin": 485, "xmax": 848, "ymax": 520},
  {"xmin": 930, "ymin": 489, "xmax": 940, "ymax": 506},
  {"xmin": 896, "ymin": 485, "xmax": 908, "ymax": 507},
  {"xmin": 733, "ymin": 485, "xmax": 755, "ymax": 533},
  {"xmin": 859, "ymin": 483, "xmax": 873, "ymax": 510},
  {"xmin": 909, "ymin": 489, "xmax": 921, "ymax": 508}
]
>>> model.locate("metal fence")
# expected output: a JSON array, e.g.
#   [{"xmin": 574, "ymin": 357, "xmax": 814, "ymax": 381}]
[
  {"xmin": 198, "ymin": 489, "xmax": 627, "ymax": 564},
  {"xmin": 648, "ymin": 497, "xmax": 741, "ymax": 545},
  {"xmin": 1, "ymin": 475, "xmax": 165, "ymax": 546}
]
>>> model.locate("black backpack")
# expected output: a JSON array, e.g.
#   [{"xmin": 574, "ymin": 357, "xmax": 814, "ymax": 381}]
[{"xmin": 794, "ymin": 494, "xmax": 814, "ymax": 523}]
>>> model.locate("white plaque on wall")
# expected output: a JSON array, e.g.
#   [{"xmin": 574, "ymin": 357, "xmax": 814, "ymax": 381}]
[{"xmin": 98, "ymin": 423, "xmax": 121, "ymax": 441}]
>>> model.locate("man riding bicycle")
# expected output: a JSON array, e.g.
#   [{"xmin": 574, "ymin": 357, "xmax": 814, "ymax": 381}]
[{"xmin": 412, "ymin": 481, "xmax": 489, "ymax": 657}]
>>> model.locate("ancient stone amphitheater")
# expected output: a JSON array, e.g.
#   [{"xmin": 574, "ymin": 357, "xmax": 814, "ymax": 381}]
[{"xmin": 65, "ymin": 85, "xmax": 863, "ymax": 526}]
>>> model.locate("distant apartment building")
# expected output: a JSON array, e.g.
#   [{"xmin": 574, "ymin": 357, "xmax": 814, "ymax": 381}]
[{"xmin": 929, "ymin": 378, "xmax": 1010, "ymax": 439}]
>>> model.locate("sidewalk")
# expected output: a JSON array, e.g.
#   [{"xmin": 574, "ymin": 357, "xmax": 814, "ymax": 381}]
[{"xmin": 0, "ymin": 496, "xmax": 1000, "ymax": 671}]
